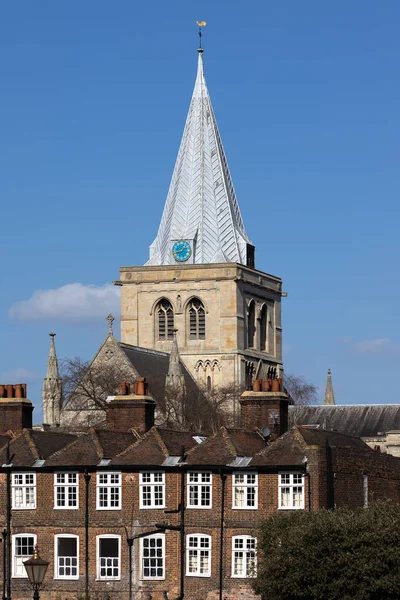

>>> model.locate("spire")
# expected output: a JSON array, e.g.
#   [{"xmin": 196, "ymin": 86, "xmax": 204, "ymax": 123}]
[
  {"xmin": 147, "ymin": 40, "xmax": 252, "ymax": 267},
  {"xmin": 46, "ymin": 332, "xmax": 59, "ymax": 380},
  {"xmin": 323, "ymin": 369, "xmax": 336, "ymax": 406},
  {"xmin": 166, "ymin": 329, "xmax": 185, "ymax": 393},
  {"xmin": 42, "ymin": 333, "xmax": 63, "ymax": 426}
]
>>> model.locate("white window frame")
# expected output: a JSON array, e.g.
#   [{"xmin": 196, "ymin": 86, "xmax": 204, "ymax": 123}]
[
  {"xmin": 232, "ymin": 472, "xmax": 258, "ymax": 509},
  {"xmin": 187, "ymin": 471, "xmax": 212, "ymax": 509},
  {"xmin": 96, "ymin": 472, "xmax": 121, "ymax": 510},
  {"xmin": 278, "ymin": 472, "xmax": 305, "ymax": 509},
  {"xmin": 96, "ymin": 535, "xmax": 121, "ymax": 580},
  {"xmin": 12, "ymin": 473, "xmax": 36, "ymax": 510},
  {"xmin": 140, "ymin": 534, "xmax": 165, "ymax": 580},
  {"xmin": 139, "ymin": 471, "xmax": 165, "ymax": 509},
  {"xmin": 231, "ymin": 535, "xmax": 257, "ymax": 578},
  {"xmin": 12, "ymin": 533, "xmax": 37, "ymax": 578},
  {"xmin": 54, "ymin": 472, "xmax": 79, "ymax": 509},
  {"xmin": 54, "ymin": 534, "xmax": 79, "ymax": 580},
  {"xmin": 186, "ymin": 534, "xmax": 211, "ymax": 577}
]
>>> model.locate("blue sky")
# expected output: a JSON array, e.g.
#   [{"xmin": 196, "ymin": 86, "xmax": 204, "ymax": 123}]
[{"xmin": 1, "ymin": 1, "xmax": 399, "ymax": 420}]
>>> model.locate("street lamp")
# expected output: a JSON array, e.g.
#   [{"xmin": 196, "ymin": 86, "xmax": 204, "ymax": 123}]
[{"xmin": 23, "ymin": 546, "xmax": 49, "ymax": 600}]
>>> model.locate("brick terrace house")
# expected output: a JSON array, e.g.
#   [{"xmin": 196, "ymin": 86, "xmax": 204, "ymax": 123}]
[{"xmin": 1, "ymin": 380, "xmax": 400, "ymax": 600}]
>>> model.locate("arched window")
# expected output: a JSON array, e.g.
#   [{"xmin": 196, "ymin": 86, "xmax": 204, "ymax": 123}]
[
  {"xmin": 206, "ymin": 376, "xmax": 212, "ymax": 392},
  {"xmin": 188, "ymin": 298, "xmax": 205, "ymax": 340},
  {"xmin": 259, "ymin": 305, "xmax": 267, "ymax": 351},
  {"xmin": 157, "ymin": 300, "xmax": 174, "ymax": 340},
  {"xmin": 247, "ymin": 301, "xmax": 255, "ymax": 348}
]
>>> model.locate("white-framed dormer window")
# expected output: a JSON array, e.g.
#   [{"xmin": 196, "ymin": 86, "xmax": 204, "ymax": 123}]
[
  {"xmin": 54, "ymin": 473, "xmax": 78, "ymax": 509},
  {"xmin": 187, "ymin": 472, "xmax": 212, "ymax": 508},
  {"xmin": 139, "ymin": 472, "xmax": 165, "ymax": 509},
  {"xmin": 12, "ymin": 473, "xmax": 36, "ymax": 510},
  {"xmin": 96, "ymin": 535, "xmax": 121, "ymax": 580},
  {"xmin": 96, "ymin": 472, "xmax": 121, "ymax": 510},
  {"xmin": 278, "ymin": 472, "xmax": 304, "ymax": 509},
  {"xmin": 186, "ymin": 534, "xmax": 211, "ymax": 577},
  {"xmin": 140, "ymin": 534, "xmax": 165, "ymax": 580},
  {"xmin": 12, "ymin": 534, "xmax": 36, "ymax": 578},
  {"xmin": 232, "ymin": 536, "xmax": 257, "ymax": 578},
  {"xmin": 54, "ymin": 534, "xmax": 79, "ymax": 579},
  {"xmin": 232, "ymin": 472, "xmax": 258, "ymax": 509}
]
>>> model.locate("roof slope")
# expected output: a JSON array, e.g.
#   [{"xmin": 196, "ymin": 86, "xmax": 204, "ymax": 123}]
[
  {"xmin": 290, "ymin": 405, "xmax": 400, "ymax": 438},
  {"xmin": 147, "ymin": 50, "xmax": 251, "ymax": 266},
  {"xmin": 0, "ymin": 430, "xmax": 77, "ymax": 467},
  {"xmin": 119, "ymin": 343, "xmax": 202, "ymax": 405},
  {"xmin": 186, "ymin": 427, "xmax": 265, "ymax": 465}
]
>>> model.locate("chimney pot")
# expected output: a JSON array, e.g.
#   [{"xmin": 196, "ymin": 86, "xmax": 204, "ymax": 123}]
[
  {"xmin": 119, "ymin": 381, "xmax": 128, "ymax": 395},
  {"xmin": 15, "ymin": 384, "xmax": 23, "ymax": 399},
  {"xmin": 0, "ymin": 385, "xmax": 5, "ymax": 398},
  {"xmin": 7, "ymin": 385, "xmax": 14, "ymax": 399}
]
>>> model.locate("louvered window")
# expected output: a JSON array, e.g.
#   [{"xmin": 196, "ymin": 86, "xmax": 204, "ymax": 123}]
[
  {"xmin": 247, "ymin": 301, "xmax": 256, "ymax": 348},
  {"xmin": 259, "ymin": 305, "xmax": 267, "ymax": 351},
  {"xmin": 157, "ymin": 300, "xmax": 174, "ymax": 340},
  {"xmin": 188, "ymin": 299, "xmax": 205, "ymax": 340}
]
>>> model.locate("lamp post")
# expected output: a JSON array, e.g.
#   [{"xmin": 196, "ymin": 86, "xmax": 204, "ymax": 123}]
[{"xmin": 23, "ymin": 546, "xmax": 49, "ymax": 600}]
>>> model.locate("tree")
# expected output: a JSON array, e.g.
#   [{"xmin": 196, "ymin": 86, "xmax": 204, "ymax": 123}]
[
  {"xmin": 253, "ymin": 501, "xmax": 400, "ymax": 600},
  {"xmin": 60, "ymin": 356, "xmax": 133, "ymax": 411},
  {"xmin": 283, "ymin": 373, "xmax": 318, "ymax": 405}
]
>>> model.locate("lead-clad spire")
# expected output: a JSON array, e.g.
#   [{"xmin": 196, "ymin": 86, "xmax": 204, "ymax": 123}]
[{"xmin": 147, "ymin": 46, "xmax": 252, "ymax": 266}]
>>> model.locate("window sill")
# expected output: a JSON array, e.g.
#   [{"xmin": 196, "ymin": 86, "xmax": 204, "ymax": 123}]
[
  {"xmin": 54, "ymin": 576, "xmax": 80, "ymax": 580},
  {"xmin": 278, "ymin": 506, "xmax": 304, "ymax": 510},
  {"xmin": 141, "ymin": 576, "xmax": 165, "ymax": 581},
  {"xmin": 231, "ymin": 506, "xmax": 258, "ymax": 510},
  {"xmin": 96, "ymin": 507, "xmax": 122, "ymax": 511},
  {"xmin": 187, "ymin": 506, "xmax": 212, "ymax": 509},
  {"xmin": 12, "ymin": 507, "xmax": 36, "ymax": 511},
  {"xmin": 186, "ymin": 573, "xmax": 211, "ymax": 578},
  {"xmin": 139, "ymin": 506, "xmax": 166, "ymax": 510},
  {"xmin": 53, "ymin": 506, "xmax": 78, "ymax": 510},
  {"xmin": 95, "ymin": 577, "xmax": 121, "ymax": 581}
]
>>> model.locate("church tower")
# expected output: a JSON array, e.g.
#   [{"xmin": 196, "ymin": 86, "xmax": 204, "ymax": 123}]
[
  {"xmin": 117, "ymin": 39, "xmax": 284, "ymax": 393},
  {"xmin": 42, "ymin": 332, "xmax": 63, "ymax": 426}
]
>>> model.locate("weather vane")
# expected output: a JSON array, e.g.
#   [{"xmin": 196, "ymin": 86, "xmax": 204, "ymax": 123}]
[{"xmin": 196, "ymin": 21, "xmax": 207, "ymax": 49}]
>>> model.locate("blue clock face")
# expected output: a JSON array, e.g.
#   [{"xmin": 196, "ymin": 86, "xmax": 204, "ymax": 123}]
[{"xmin": 172, "ymin": 240, "xmax": 191, "ymax": 262}]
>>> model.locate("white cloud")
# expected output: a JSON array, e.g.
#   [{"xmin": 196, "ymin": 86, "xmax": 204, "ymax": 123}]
[
  {"xmin": 0, "ymin": 368, "xmax": 39, "ymax": 383},
  {"xmin": 9, "ymin": 283, "xmax": 120, "ymax": 323},
  {"xmin": 338, "ymin": 337, "xmax": 397, "ymax": 354}
]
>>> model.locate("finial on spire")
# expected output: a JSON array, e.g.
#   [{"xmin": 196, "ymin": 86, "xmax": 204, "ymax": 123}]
[
  {"xmin": 106, "ymin": 314, "xmax": 115, "ymax": 335},
  {"xmin": 196, "ymin": 20, "xmax": 206, "ymax": 52}
]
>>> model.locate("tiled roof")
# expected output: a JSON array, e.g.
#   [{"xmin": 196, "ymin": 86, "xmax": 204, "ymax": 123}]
[
  {"xmin": 0, "ymin": 430, "xmax": 77, "ymax": 467},
  {"xmin": 251, "ymin": 429, "xmax": 306, "ymax": 467},
  {"xmin": 113, "ymin": 428, "xmax": 202, "ymax": 466},
  {"xmin": 186, "ymin": 427, "xmax": 265, "ymax": 466},
  {"xmin": 297, "ymin": 426, "xmax": 369, "ymax": 449},
  {"xmin": 289, "ymin": 405, "xmax": 400, "ymax": 438}
]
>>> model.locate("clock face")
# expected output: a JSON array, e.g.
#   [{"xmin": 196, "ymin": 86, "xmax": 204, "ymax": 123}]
[{"xmin": 172, "ymin": 240, "xmax": 191, "ymax": 262}]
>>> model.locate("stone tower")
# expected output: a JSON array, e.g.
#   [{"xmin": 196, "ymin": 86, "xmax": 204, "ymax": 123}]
[
  {"xmin": 117, "ymin": 45, "xmax": 284, "ymax": 393},
  {"xmin": 42, "ymin": 333, "xmax": 63, "ymax": 426}
]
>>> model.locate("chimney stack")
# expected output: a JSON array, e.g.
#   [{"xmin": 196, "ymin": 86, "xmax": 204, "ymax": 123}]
[
  {"xmin": 239, "ymin": 378, "xmax": 289, "ymax": 437},
  {"xmin": 106, "ymin": 378, "xmax": 155, "ymax": 434},
  {"xmin": 0, "ymin": 383, "xmax": 33, "ymax": 433}
]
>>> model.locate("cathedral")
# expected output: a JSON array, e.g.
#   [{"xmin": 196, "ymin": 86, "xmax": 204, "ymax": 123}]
[{"xmin": 44, "ymin": 41, "xmax": 285, "ymax": 430}]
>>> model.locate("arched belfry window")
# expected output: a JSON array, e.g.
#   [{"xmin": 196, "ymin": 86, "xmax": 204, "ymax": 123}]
[
  {"xmin": 247, "ymin": 301, "xmax": 256, "ymax": 348},
  {"xmin": 157, "ymin": 300, "xmax": 174, "ymax": 340},
  {"xmin": 259, "ymin": 305, "xmax": 267, "ymax": 351},
  {"xmin": 188, "ymin": 299, "xmax": 205, "ymax": 340}
]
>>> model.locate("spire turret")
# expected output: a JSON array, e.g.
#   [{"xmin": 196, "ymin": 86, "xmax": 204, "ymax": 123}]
[
  {"xmin": 323, "ymin": 369, "xmax": 336, "ymax": 406},
  {"xmin": 165, "ymin": 329, "xmax": 186, "ymax": 394},
  {"xmin": 147, "ymin": 38, "xmax": 253, "ymax": 267},
  {"xmin": 42, "ymin": 333, "xmax": 63, "ymax": 426}
]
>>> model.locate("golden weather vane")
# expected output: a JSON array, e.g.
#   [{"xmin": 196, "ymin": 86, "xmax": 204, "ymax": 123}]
[{"xmin": 196, "ymin": 21, "xmax": 207, "ymax": 49}]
